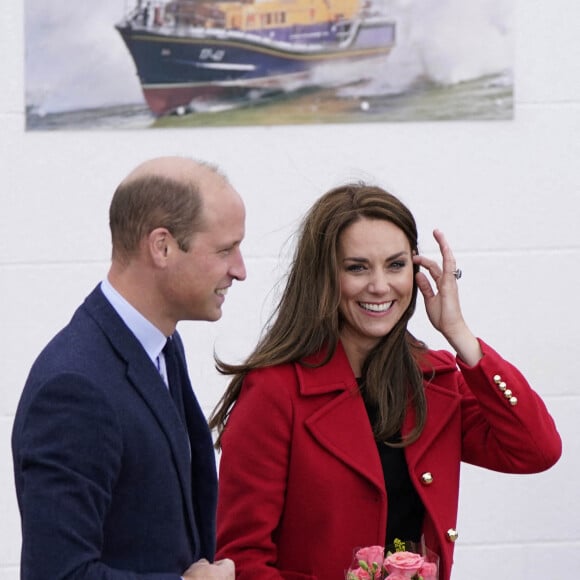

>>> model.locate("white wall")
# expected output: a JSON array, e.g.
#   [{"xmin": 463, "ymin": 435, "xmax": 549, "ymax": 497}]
[{"xmin": 2, "ymin": 0, "xmax": 579, "ymax": 578}]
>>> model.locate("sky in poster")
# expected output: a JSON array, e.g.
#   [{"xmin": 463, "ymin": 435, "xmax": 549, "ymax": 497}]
[{"xmin": 25, "ymin": 0, "xmax": 513, "ymax": 115}]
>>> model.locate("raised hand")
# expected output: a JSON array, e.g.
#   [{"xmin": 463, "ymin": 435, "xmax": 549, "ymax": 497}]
[{"xmin": 413, "ymin": 229, "xmax": 482, "ymax": 366}]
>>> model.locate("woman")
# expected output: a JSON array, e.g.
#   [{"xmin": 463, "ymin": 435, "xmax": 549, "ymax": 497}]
[{"xmin": 210, "ymin": 184, "xmax": 561, "ymax": 580}]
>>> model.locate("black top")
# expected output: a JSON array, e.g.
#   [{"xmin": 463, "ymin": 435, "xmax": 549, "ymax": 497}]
[{"xmin": 362, "ymin": 389, "xmax": 425, "ymax": 544}]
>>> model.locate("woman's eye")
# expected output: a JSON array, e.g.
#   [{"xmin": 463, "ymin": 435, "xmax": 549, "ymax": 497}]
[
  {"xmin": 390, "ymin": 261, "xmax": 406, "ymax": 270},
  {"xmin": 346, "ymin": 264, "xmax": 365, "ymax": 272}
]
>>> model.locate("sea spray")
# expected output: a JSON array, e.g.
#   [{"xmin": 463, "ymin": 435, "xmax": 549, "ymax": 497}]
[{"xmin": 334, "ymin": 0, "xmax": 513, "ymax": 97}]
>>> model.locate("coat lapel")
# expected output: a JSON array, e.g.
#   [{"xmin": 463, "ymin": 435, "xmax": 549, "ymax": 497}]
[
  {"xmin": 403, "ymin": 382, "xmax": 460, "ymax": 468},
  {"xmin": 305, "ymin": 389, "xmax": 386, "ymax": 493},
  {"xmin": 297, "ymin": 343, "xmax": 462, "ymax": 492},
  {"xmin": 403, "ymin": 353, "xmax": 461, "ymax": 467},
  {"xmin": 299, "ymin": 343, "xmax": 386, "ymax": 493}
]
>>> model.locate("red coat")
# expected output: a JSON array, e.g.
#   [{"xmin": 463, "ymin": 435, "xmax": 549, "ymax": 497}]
[{"xmin": 216, "ymin": 340, "xmax": 561, "ymax": 580}]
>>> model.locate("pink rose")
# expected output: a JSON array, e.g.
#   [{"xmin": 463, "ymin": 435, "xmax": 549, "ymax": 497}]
[
  {"xmin": 355, "ymin": 545, "xmax": 385, "ymax": 568},
  {"xmin": 384, "ymin": 551, "xmax": 425, "ymax": 578},
  {"xmin": 346, "ymin": 567, "xmax": 372, "ymax": 580},
  {"xmin": 385, "ymin": 573, "xmax": 408, "ymax": 580},
  {"xmin": 418, "ymin": 561, "xmax": 438, "ymax": 580}
]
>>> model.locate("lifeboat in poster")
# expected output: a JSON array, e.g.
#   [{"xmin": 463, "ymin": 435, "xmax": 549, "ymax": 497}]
[{"xmin": 116, "ymin": 0, "xmax": 396, "ymax": 116}]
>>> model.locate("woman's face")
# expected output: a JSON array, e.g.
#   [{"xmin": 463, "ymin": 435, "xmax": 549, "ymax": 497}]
[{"xmin": 337, "ymin": 217, "xmax": 415, "ymax": 372}]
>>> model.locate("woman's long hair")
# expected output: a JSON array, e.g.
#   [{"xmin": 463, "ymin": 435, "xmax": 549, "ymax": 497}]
[{"xmin": 209, "ymin": 183, "xmax": 427, "ymax": 448}]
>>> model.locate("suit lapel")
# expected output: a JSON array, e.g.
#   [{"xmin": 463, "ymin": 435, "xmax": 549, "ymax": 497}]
[
  {"xmin": 83, "ymin": 287, "xmax": 198, "ymax": 539},
  {"xmin": 173, "ymin": 334, "xmax": 217, "ymax": 556}
]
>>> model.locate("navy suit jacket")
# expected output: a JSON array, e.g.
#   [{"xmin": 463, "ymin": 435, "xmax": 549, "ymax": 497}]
[{"xmin": 12, "ymin": 286, "xmax": 217, "ymax": 579}]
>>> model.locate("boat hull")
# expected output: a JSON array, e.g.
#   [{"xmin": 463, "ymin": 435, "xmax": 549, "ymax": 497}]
[{"xmin": 117, "ymin": 18, "xmax": 396, "ymax": 115}]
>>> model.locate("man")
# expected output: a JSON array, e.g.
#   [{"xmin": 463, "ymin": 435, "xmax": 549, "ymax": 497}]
[{"xmin": 12, "ymin": 157, "xmax": 245, "ymax": 579}]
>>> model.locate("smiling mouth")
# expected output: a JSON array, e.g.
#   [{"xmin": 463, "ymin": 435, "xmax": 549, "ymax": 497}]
[
  {"xmin": 216, "ymin": 287, "xmax": 229, "ymax": 297},
  {"xmin": 359, "ymin": 301, "xmax": 393, "ymax": 313}
]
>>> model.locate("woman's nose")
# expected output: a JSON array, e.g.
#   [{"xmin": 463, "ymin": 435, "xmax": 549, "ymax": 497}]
[{"xmin": 368, "ymin": 272, "xmax": 389, "ymax": 294}]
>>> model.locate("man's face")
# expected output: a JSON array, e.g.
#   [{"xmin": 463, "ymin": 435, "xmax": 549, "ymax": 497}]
[{"xmin": 165, "ymin": 179, "xmax": 246, "ymax": 322}]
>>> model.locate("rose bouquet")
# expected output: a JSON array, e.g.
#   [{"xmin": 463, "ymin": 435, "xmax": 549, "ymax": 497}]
[{"xmin": 346, "ymin": 539, "xmax": 438, "ymax": 580}]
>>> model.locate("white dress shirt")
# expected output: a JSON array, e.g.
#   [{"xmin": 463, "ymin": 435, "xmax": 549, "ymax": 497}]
[{"xmin": 100, "ymin": 278, "xmax": 169, "ymax": 387}]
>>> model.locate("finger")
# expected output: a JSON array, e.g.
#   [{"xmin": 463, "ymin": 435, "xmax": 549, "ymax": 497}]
[
  {"xmin": 183, "ymin": 559, "xmax": 210, "ymax": 575},
  {"xmin": 215, "ymin": 558, "xmax": 235, "ymax": 578},
  {"xmin": 433, "ymin": 229, "xmax": 458, "ymax": 278},
  {"xmin": 215, "ymin": 559, "xmax": 234, "ymax": 568},
  {"xmin": 413, "ymin": 254, "xmax": 443, "ymax": 282},
  {"xmin": 415, "ymin": 271, "xmax": 436, "ymax": 300}
]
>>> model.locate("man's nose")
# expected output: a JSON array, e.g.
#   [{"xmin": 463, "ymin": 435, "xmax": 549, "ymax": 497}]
[{"xmin": 230, "ymin": 248, "xmax": 247, "ymax": 281}]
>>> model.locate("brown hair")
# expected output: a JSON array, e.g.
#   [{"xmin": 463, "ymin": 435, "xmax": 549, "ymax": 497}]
[
  {"xmin": 109, "ymin": 173, "xmax": 206, "ymax": 262},
  {"xmin": 209, "ymin": 183, "xmax": 427, "ymax": 447}
]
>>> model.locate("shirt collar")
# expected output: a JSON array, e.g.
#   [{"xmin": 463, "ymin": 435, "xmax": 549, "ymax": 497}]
[{"xmin": 100, "ymin": 278, "xmax": 167, "ymax": 365}]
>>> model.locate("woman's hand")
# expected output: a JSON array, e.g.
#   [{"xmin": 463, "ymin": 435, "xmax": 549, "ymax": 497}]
[{"xmin": 413, "ymin": 229, "xmax": 482, "ymax": 366}]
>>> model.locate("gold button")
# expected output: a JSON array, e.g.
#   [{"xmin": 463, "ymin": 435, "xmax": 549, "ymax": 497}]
[
  {"xmin": 420, "ymin": 472, "xmax": 434, "ymax": 485},
  {"xmin": 446, "ymin": 528, "xmax": 459, "ymax": 542},
  {"xmin": 493, "ymin": 375, "xmax": 502, "ymax": 384},
  {"xmin": 498, "ymin": 381, "xmax": 507, "ymax": 392},
  {"xmin": 509, "ymin": 396, "xmax": 518, "ymax": 406},
  {"xmin": 504, "ymin": 389, "xmax": 513, "ymax": 398}
]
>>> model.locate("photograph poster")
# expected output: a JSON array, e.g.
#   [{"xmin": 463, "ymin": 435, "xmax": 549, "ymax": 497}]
[{"xmin": 25, "ymin": 0, "xmax": 514, "ymax": 130}]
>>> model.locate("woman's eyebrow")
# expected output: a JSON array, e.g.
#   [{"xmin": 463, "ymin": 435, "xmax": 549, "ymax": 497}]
[{"xmin": 342, "ymin": 251, "xmax": 409, "ymax": 262}]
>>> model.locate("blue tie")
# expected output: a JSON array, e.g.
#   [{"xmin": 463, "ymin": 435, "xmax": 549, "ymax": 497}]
[{"xmin": 163, "ymin": 337, "xmax": 188, "ymax": 430}]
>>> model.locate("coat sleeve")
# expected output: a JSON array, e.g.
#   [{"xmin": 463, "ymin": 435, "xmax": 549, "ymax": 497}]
[
  {"xmin": 12, "ymin": 373, "xmax": 182, "ymax": 580},
  {"xmin": 216, "ymin": 367, "xmax": 295, "ymax": 580},
  {"xmin": 456, "ymin": 339, "xmax": 561, "ymax": 473}
]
